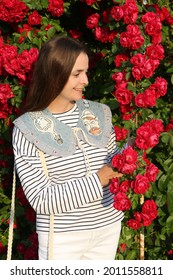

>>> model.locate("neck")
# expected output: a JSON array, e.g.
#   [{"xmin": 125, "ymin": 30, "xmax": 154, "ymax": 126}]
[{"xmin": 48, "ymin": 99, "xmax": 76, "ymax": 114}]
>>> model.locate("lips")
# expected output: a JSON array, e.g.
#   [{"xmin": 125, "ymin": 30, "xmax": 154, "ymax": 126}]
[{"xmin": 74, "ymin": 88, "xmax": 83, "ymax": 93}]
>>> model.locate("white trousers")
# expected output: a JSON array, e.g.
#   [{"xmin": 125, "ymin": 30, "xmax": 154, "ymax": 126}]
[{"xmin": 38, "ymin": 222, "xmax": 121, "ymax": 260}]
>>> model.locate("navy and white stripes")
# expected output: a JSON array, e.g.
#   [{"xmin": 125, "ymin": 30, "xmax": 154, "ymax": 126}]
[{"xmin": 12, "ymin": 104, "xmax": 124, "ymax": 233}]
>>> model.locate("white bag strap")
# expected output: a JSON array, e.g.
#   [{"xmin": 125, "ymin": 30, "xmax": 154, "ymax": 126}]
[
  {"xmin": 7, "ymin": 165, "xmax": 16, "ymax": 260},
  {"xmin": 38, "ymin": 149, "xmax": 54, "ymax": 260}
]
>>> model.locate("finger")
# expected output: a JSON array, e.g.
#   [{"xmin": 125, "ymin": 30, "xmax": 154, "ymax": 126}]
[{"xmin": 113, "ymin": 173, "xmax": 123, "ymax": 178}]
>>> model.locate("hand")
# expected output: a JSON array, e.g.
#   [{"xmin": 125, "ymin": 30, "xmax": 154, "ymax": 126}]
[{"xmin": 97, "ymin": 164, "xmax": 123, "ymax": 187}]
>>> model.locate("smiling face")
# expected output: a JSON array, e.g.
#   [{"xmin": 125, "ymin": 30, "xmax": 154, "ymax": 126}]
[{"xmin": 49, "ymin": 52, "xmax": 89, "ymax": 113}]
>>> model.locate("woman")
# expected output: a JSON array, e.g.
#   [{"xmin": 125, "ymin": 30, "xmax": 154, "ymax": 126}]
[{"xmin": 12, "ymin": 36, "xmax": 124, "ymax": 260}]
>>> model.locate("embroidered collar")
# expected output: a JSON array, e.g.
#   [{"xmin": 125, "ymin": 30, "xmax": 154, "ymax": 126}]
[{"xmin": 13, "ymin": 99, "xmax": 112, "ymax": 156}]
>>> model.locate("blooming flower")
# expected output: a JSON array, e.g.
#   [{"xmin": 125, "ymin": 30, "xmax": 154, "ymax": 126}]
[
  {"xmin": 47, "ymin": 0, "xmax": 64, "ymax": 17},
  {"xmin": 28, "ymin": 10, "xmax": 42, "ymax": 26}
]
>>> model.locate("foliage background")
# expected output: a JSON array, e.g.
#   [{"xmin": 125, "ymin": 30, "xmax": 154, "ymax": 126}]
[{"xmin": 0, "ymin": 0, "xmax": 173, "ymax": 260}]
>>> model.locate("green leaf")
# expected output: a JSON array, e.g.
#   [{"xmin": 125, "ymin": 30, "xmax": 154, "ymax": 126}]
[
  {"xmin": 171, "ymin": 74, "xmax": 173, "ymax": 85},
  {"xmin": 170, "ymin": 135, "xmax": 173, "ymax": 149},
  {"xmin": 166, "ymin": 215, "xmax": 173, "ymax": 235},
  {"xmin": 127, "ymin": 82, "xmax": 137, "ymax": 93},
  {"xmin": 155, "ymin": 194, "xmax": 166, "ymax": 207},
  {"xmin": 158, "ymin": 174, "xmax": 167, "ymax": 192},
  {"xmin": 166, "ymin": 67, "xmax": 173, "ymax": 73},
  {"xmin": 111, "ymin": 44, "xmax": 117, "ymax": 54},
  {"xmin": 161, "ymin": 132, "xmax": 170, "ymax": 144},
  {"xmin": 125, "ymin": 250, "xmax": 137, "ymax": 260},
  {"xmin": 167, "ymin": 182, "xmax": 173, "ymax": 214},
  {"xmin": 159, "ymin": 234, "xmax": 166, "ymax": 240},
  {"xmin": 33, "ymin": 37, "xmax": 42, "ymax": 48},
  {"xmin": 47, "ymin": 27, "xmax": 56, "ymax": 39}
]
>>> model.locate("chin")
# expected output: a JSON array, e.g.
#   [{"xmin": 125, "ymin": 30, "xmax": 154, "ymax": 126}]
[{"xmin": 73, "ymin": 94, "xmax": 83, "ymax": 101}]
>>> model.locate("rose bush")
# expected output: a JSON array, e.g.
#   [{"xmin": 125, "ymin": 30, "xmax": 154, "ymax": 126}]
[{"xmin": 0, "ymin": 0, "xmax": 173, "ymax": 260}]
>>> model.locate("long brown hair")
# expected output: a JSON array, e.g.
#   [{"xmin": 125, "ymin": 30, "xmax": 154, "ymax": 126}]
[{"xmin": 24, "ymin": 36, "xmax": 88, "ymax": 112}]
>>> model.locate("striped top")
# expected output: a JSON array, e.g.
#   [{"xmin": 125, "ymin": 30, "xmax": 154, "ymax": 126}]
[{"xmin": 12, "ymin": 103, "xmax": 124, "ymax": 233}]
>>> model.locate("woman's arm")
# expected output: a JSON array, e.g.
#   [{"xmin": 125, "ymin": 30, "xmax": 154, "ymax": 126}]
[{"xmin": 12, "ymin": 126, "xmax": 103, "ymax": 215}]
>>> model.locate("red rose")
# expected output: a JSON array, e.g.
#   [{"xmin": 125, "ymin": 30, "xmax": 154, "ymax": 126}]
[
  {"xmin": 121, "ymin": 147, "xmax": 138, "ymax": 173},
  {"xmin": 151, "ymin": 77, "xmax": 168, "ymax": 98},
  {"xmin": 0, "ymin": 84, "xmax": 14, "ymax": 104},
  {"xmin": 145, "ymin": 21, "xmax": 162, "ymax": 37},
  {"xmin": 28, "ymin": 10, "xmax": 42, "ymax": 26},
  {"xmin": 131, "ymin": 35, "xmax": 145, "ymax": 50},
  {"xmin": 146, "ymin": 44, "xmax": 164, "ymax": 60},
  {"xmin": 120, "ymin": 32, "xmax": 130, "ymax": 48},
  {"xmin": 122, "ymin": 146, "xmax": 138, "ymax": 164},
  {"xmin": 18, "ymin": 50, "xmax": 33, "ymax": 72},
  {"xmin": 145, "ymin": 163, "xmax": 159, "ymax": 182},
  {"xmin": 126, "ymin": 24, "xmax": 141, "ymax": 35},
  {"xmin": 137, "ymin": 125, "xmax": 151, "ymax": 141},
  {"xmin": 85, "ymin": 0, "xmax": 97, "ymax": 5},
  {"xmin": 113, "ymin": 192, "xmax": 131, "ymax": 211},
  {"xmin": 167, "ymin": 250, "xmax": 173, "ymax": 255},
  {"xmin": 112, "ymin": 153, "xmax": 124, "ymax": 171},
  {"xmin": 119, "ymin": 243, "xmax": 127, "ymax": 252},
  {"xmin": 121, "ymin": 163, "xmax": 136, "ymax": 174},
  {"xmin": 119, "ymin": 180, "xmax": 130, "ymax": 193},
  {"xmin": 131, "ymin": 174, "xmax": 150, "ymax": 194},
  {"xmin": 28, "ymin": 48, "xmax": 39, "ymax": 64},
  {"xmin": 135, "ymin": 119, "xmax": 163, "ymax": 150},
  {"xmin": 130, "ymin": 53, "xmax": 146, "ymax": 66},
  {"xmin": 134, "ymin": 212, "xmax": 142, "ymax": 221},
  {"xmin": 114, "ymin": 83, "xmax": 134, "ymax": 105},
  {"xmin": 114, "ymin": 54, "xmax": 129, "ymax": 68},
  {"xmin": 47, "ymin": 0, "xmax": 64, "ymax": 17},
  {"xmin": 143, "ymin": 59, "xmax": 160, "ymax": 79},
  {"xmin": 142, "ymin": 200, "xmax": 158, "ymax": 220},
  {"xmin": 165, "ymin": 119, "xmax": 173, "ymax": 132},
  {"xmin": 143, "ymin": 88, "xmax": 157, "ymax": 107},
  {"xmin": 111, "ymin": 6, "xmax": 124, "ymax": 21},
  {"xmin": 127, "ymin": 218, "xmax": 141, "ymax": 229},
  {"xmin": 2, "ymin": 45, "xmax": 18, "ymax": 75},
  {"xmin": 149, "ymin": 119, "xmax": 164, "ymax": 134},
  {"xmin": 123, "ymin": 0, "xmax": 138, "ymax": 24},
  {"xmin": 112, "ymin": 71, "xmax": 126, "ymax": 84},
  {"xmin": 152, "ymin": 34, "xmax": 162, "ymax": 44},
  {"xmin": 94, "ymin": 27, "xmax": 112, "ymax": 43},
  {"xmin": 109, "ymin": 177, "xmax": 120, "ymax": 194},
  {"xmin": 114, "ymin": 126, "xmax": 128, "ymax": 141},
  {"xmin": 108, "ymin": 30, "xmax": 118, "ymax": 43},
  {"xmin": 86, "ymin": 13, "xmax": 100, "ymax": 29},
  {"xmin": 135, "ymin": 93, "xmax": 146, "ymax": 107},
  {"xmin": 1, "ymin": 0, "xmax": 29, "ymax": 23},
  {"xmin": 142, "ymin": 11, "xmax": 159, "ymax": 23},
  {"xmin": 140, "ymin": 213, "xmax": 152, "ymax": 226},
  {"xmin": 69, "ymin": 29, "xmax": 82, "ymax": 39},
  {"xmin": 157, "ymin": 7, "xmax": 170, "ymax": 21},
  {"xmin": 120, "ymin": 25, "xmax": 144, "ymax": 50},
  {"xmin": 132, "ymin": 66, "xmax": 143, "ymax": 80},
  {"xmin": 2, "ymin": 45, "xmax": 18, "ymax": 60},
  {"xmin": 102, "ymin": 8, "xmax": 112, "ymax": 24}
]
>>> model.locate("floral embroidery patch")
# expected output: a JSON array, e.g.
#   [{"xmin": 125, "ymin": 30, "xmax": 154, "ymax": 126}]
[
  {"xmin": 81, "ymin": 109, "xmax": 102, "ymax": 136},
  {"xmin": 29, "ymin": 112, "xmax": 63, "ymax": 144}
]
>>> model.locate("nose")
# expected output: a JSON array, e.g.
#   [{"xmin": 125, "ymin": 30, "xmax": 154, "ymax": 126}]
[{"xmin": 81, "ymin": 73, "xmax": 89, "ymax": 86}]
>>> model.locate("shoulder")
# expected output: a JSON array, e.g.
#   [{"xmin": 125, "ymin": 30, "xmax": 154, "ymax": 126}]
[
  {"xmin": 13, "ymin": 112, "xmax": 30, "ymax": 125},
  {"xmin": 79, "ymin": 99, "xmax": 112, "ymax": 114}
]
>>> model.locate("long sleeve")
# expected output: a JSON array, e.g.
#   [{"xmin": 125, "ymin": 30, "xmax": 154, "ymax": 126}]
[
  {"xmin": 107, "ymin": 127, "xmax": 121, "ymax": 163},
  {"xmin": 12, "ymin": 126, "xmax": 103, "ymax": 215}
]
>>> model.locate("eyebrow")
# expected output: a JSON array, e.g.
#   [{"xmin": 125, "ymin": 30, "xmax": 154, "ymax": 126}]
[{"xmin": 72, "ymin": 69, "xmax": 88, "ymax": 73}]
